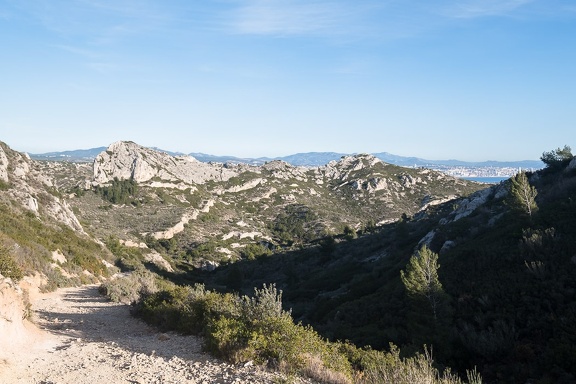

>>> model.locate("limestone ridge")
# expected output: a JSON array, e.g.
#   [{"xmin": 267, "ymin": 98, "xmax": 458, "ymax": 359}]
[
  {"xmin": 93, "ymin": 141, "xmax": 239, "ymax": 187},
  {"xmin": 91, "ymin": 143, "xmax": 475, "ymax": 200},
  {"xmin": 0, "ymin": 142, "xmax": 83, "ymax": 231},
  {"xmin": 90, "ymin": 143, "xmax": 481, "ymax": 210},
  {"xmin": 81, "ymin": 143, "xmax": 485, "ymax": 253}
]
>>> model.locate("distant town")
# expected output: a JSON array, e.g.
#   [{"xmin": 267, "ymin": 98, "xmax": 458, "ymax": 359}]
[{"xmin": 430, "ymin": 165, "xmax": 535, "ymax": 178}]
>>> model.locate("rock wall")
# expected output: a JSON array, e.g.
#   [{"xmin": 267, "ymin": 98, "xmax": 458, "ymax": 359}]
[
  {"xmin": 0, "ymin": 144, "xmax": 9, "ymax": 182},
  {"xmin": 93, "ymin": 141, "xmax": 239, "ymax": 185}
]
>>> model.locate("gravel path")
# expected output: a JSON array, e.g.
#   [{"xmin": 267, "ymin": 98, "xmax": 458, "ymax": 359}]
[{"xmin": 2, "ymin": 285, "xmax": 309, "ymax": 384}]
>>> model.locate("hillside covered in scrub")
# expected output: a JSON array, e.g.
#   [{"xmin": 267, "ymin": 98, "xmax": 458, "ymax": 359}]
[
  {"xmin": 1, "ymin": 139, "xmax": 575, "ymax": 383},
  {"xmin": 193, "ymin": 147, "xmax": 576, "ymax": 382}
]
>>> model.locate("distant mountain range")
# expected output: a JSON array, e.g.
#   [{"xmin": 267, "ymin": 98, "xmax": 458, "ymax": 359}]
[
  {"xmin": 28, "ymin": 146, "xmax": 544, "ymax": 170},
  {"xmin": 29, "ymin": 147, "xmax": 108, "ymax": 162}
]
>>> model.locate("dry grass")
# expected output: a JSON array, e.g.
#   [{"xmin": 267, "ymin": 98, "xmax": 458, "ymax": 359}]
[{"xmin": 301, "ymin": 354, "xmax": 351, "ymax": 384}]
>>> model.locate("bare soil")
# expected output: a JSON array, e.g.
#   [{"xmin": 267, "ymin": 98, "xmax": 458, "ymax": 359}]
[{"xmin": 1, "ymin": 285, "xmax": 308, "ymax": 384}]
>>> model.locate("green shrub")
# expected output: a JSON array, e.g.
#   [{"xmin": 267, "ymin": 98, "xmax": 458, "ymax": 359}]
[
  {"xmin": 134, "ymin": 282, "xmax": 479, "ymax": 383},
  {"xmin": 240, "ymin": 243, "xmax": 272, "ymax": 260},
  {"xmin": 94, "ymin": 177, "xmax": 139, "ymax": 205},
  {"xmin": 0, "ymin": 245, "xmax": 23, "ymax": 281},
  {"xmin": 105, "ymin": 236, "xmax": 145, "ymax": 271}
]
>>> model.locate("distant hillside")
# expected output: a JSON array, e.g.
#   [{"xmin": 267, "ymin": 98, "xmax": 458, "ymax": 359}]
[
  {"xmin": 68, "ymin": 141, "xmax": 484, "ymax": 257},
  {"xmin": 198, "ymin": 153, "xmax": 576, "ymax": 383},
  {"xmin": 372, "ymin": 151, "xmax": 543, "ymax": 169},
  {"xmin": 189, "ymin": 153, "xmax": 269, "ymax": 165},
  {"xmin": 29, "ymin": 147, "xmax": 107, "ymax": 162}
]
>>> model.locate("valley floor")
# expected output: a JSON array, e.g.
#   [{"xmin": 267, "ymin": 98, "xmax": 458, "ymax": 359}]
[{"xmin": 1, "ymin": 284, "xmax": 308, "ymax": 384}]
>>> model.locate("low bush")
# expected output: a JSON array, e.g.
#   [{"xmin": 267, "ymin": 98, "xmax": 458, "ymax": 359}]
[
  {"xmin": 0, "ymin": 245, "xmax": 23, "ymax": 281},
  {"xmin": 99, "ymin": 269, "xmax": 158, "ymax": 304},
  {"xmin": 134, "ymin": 282, "xmax": 480, "ymax": 383},
  {"xmin": 352, "ymin": 344, "xmax": 482, "ymax": 384}
]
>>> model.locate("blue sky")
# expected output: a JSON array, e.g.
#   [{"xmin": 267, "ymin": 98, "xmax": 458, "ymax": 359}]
[{"xmin": 1, "ymin": 0, "xmax": 574, "ymax": 161}]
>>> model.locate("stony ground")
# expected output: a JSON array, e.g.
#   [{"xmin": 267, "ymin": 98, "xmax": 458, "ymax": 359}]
[{"xmin": 1, "ymin": 285, "xmax": 313, "ymax": 384}]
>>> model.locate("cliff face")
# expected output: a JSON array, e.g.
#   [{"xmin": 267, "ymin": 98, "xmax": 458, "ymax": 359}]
[{"xmin": 93, "ymin": 141, "xmax": 239, "ymax": 187}]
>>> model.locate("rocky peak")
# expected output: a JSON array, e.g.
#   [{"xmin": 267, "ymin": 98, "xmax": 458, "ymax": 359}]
[
  {"xmin": 93, "ymin": 141, "xmax": 239, "ymax": 186},
  {"xmin": 327, "ymin": 154, "xmax": 381, "ymax": 170},
  {"xmin": 321, "ymin": 154, "xmax": 384, "ymax": 182},
  {"xmin": 262, "ymin": 160, "xmax": 308, "ymax": 181}
]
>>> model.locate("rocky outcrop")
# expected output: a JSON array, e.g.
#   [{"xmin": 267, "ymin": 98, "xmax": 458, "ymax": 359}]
[
  {"xmin": 93, "ymin": 141, "xmax": 239, "ymax": 186},
  {"xmin": 322, "ymin": 154, "xmax": 381, "ymax": 181},
  {"xmin": 0, "ymin": 146, "xmax": 9, "ymax": 183},
  {"xmin": 0, "ymin": 142, "xmax": 84, "ymax": 232}
]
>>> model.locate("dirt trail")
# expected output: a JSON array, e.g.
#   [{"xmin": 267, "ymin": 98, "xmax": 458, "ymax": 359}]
[{"xmin": 1, "ymin": 285, "xmax": 304, "ymax": 384}]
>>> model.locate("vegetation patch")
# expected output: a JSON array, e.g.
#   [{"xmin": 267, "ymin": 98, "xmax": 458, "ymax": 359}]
[{"xmin": 134, "ymin": 282, "xmax": 479, "ymax": 383}]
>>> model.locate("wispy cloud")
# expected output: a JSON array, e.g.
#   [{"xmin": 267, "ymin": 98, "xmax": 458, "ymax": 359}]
[
  {"xmin": 225, "ymin": 0, "xmax": 386, "ymax": 38},
  {"xmin": 441, "ymin": 0, "xmax": 536, "ymax": 19},
  {"xmin": 225, "ymin": 0, "xmax": 573, "ymax": 41},
  {"xmin": 8, "ymin": 0, "xmax": 174, "ymax": 43}
]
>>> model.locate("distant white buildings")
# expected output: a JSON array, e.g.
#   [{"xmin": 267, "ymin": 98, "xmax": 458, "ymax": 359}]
[{"xmin": 428, "ymin": 166, "xmax": 538, "ymax": 178}]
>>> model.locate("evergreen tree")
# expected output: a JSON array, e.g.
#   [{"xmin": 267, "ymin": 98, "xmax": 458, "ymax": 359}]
[
  {"xmin": 401, "ymin": 246, "xmax": 444, "ymax": 320},
  {"xmin": 540, "ymin": 145, "xmax": 573, "ymax": 169},
  {"xmin": 509, "ymin": 171, "xmax": 538, "ymax": 217}
]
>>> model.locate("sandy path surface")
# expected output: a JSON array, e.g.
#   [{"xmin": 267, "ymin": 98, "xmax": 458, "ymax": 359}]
[{"xmin": 1, "ymin": 285, "xmax": 305, "ymax": 384}]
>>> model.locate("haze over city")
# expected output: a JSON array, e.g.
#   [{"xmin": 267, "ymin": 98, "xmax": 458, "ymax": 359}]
[{"xmin": 1, "ymin": 0, "xmax": 574, "ymax": 161}]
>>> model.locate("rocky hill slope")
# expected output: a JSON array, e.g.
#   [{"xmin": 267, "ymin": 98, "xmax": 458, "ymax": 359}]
[
  {"xmin": 65, "ymin": 141, "xmax": 485, "ymax": 270},
  {"xmin": 195, "ymin": 149, "xmax": 576, "ymax": 383},
  {"xmin": 0, "ymin": 142, "xmax": 116, "ymax": 290},
  {"xmin": 0, "ymin": 142, "xmax": 83, "ymax": 231}
]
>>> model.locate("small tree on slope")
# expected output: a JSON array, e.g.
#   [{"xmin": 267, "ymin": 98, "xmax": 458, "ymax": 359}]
[
  {"xmin": 401, "ymin": 246, "xmax": 445, "ymax": 320},
  {"xmin": 509, "ymin": 171, "xmax": 538, "ymax": 217}
]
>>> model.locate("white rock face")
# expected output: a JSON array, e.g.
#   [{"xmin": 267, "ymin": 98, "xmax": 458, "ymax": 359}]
[
  {"xmin": 144, "ymin": 251, "xmax": 174, "ymax": 272},
  {"xmin": 13, "ymin": 160, "xmax": 30, "ymax": 178},
  {"xmin": 226, "ymin": 178, "xmax": 264, "ymax": 193},
  {"xmin": 451, "ymin": 188, "xmax": 492, "ymax": 221},
  {"xmin": 93, "ymin": 141, "xmax": 239, "ymax": 185},
  {"xmin": 262, "ymin": 160, "xmax": 308, "ymax": 181},
  {"xmin": 27, "ymin": 196, "xmax": 39, "ymax": 213},
  {"xmin": 151, "ymin": 210, "xmax": 199, "ymax": 240},
  {"xmin": 0, "ymin": 146, "xmax": 9, "ymax": 182}
]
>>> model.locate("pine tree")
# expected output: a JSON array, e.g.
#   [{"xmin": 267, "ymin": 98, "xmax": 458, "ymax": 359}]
[
  {"xmin": 401, "ymin": 246, "xmax": 444, "ymax": 320},
  {"xmin": 509, "ymin": 171, "xmax": 538, "ymax": 217}
]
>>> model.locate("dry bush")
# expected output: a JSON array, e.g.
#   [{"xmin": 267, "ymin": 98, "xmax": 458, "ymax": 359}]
[
  {"xmin": 100, "ymin": 269, "xmax": 158, "ymax": 304},
  {"xmin": 301, "ymin": 354, "xmax": 351, "ymax": 384}
]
